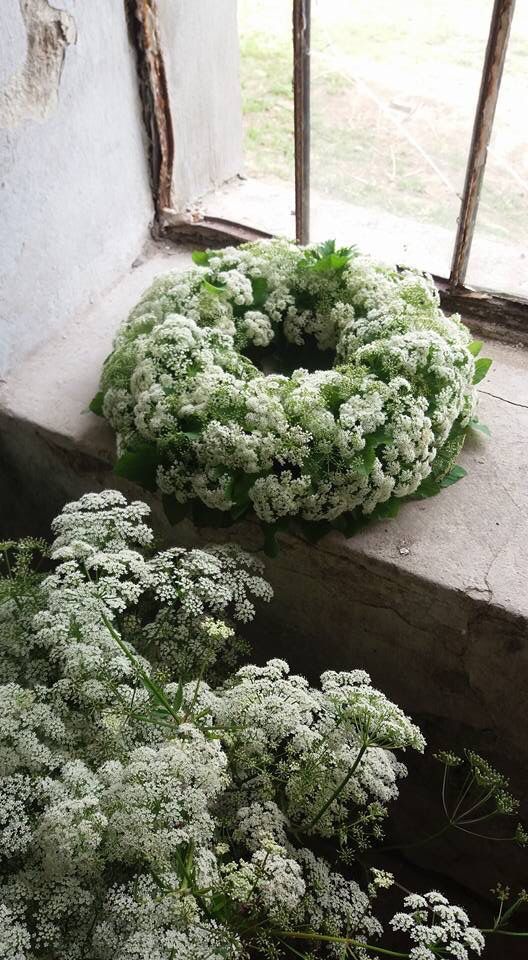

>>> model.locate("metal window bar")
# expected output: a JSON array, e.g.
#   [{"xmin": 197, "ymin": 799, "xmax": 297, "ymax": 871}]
[
  {"xmin": 449, "ymin": 0, "xmax": 516, "ymax": 288},
  {"xmin": 133, "ymin": 0, "xmax": 528, "ymax": 341},
  {"xmin": 292, "ymin": 0, "xmax": 516, "ymax": 280},
  {"xmin": 293, "ymin": 0, "xmax": 311, "ymax": 245}
]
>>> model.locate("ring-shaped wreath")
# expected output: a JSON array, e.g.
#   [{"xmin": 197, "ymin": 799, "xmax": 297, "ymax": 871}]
[{"xmin": 92, "ymin": 240, "xmax": 491, "ymax": 552}]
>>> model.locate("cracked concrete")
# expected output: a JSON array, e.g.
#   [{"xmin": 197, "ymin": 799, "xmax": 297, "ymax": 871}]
[
  {"xmin": 479, "ymin": 388, "xmax": 528, "ymax": 410},
  {"xmin": 0, "ymin": 240, "xmax": 527, "ymax": 895}
]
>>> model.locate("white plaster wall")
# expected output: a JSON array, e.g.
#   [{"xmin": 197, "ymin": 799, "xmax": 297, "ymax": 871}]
[
  {"xmin": 157, "ymin": 0, "xmax": 244, "ymax": 211},
  {"xmin": 0, "ymin": 0, "xmax": 153, "ymax": 376}
]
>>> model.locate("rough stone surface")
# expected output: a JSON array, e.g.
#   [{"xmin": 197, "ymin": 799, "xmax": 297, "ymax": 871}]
[
  {"xmin": 1, "ymin": 241, "xmax": 527, "ymax": 903},
  {"xmin": 0, "ymin": 0, "xmax": 153, "ymax": 375},
  {"xmin": 0, "ymin": 0, "xmax": 77, "ymax": 129}
]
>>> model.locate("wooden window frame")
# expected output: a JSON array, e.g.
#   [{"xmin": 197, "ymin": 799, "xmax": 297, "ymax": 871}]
[{"xmin": 129, "ymin": 0, "xmax": 528, "ymax": 344}]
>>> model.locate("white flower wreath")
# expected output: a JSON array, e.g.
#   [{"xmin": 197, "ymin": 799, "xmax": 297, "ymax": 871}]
[{"xmin": 92, "ymin": 239, "xmax": 490, "ymax": 548}]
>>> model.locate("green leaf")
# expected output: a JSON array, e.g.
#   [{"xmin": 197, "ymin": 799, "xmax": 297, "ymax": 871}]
[
  {"xmin": 251, "ymin": 276, "xmax": 269, "ymax": 308},
  {"xmin": 179, "ymin": 415, "xmax": 203, "ymax": 434},
  {"xmin": 162, "ymin": 494, "xmax": 189, "ymax": 526},
  {"xmin": 192, "ymin": 250, "xmax": 210, "ymax": 266},
  {"xmin": 202, "ymin": 278, "xmax": 228, "ymax": 297},
  {"xmin": 89, "ymin": 391, "xmax": 104, "ymax": 417},
  {"xmin": 473, "ymin": 357, "xmax": 492, "ymax": 384},
  {"xmin": 370, "ymin": 496, "xmax": 401, "ymax": 520},
  {"xmin": 470, "ymin": 418, "xmax": 491, "ymax": 437},
  {"xmin": 368, "ymin": 429, "xmax": 392, "ymax": 447},
  {"xmin": 232, "ymin": 471, "xmax": 262, "ymax": 505},
  {"xmin": 358, "ymin": 429, "xmax": 392, "ymax": 475},
  {"xmin": 468, "ymin": 340, "xmax": 483, "ymax": 357},
  {"xmin": 315, "ymin": 239, "xmax": 337, "ymax": 258},
  {"xmin": 115, "ymin": 444, "xmax": 159, "ymax": 492},
  {"xmin": 410, "ymin": 476, "xmax": 442, "ymax": 500},
  {"xmin": 440, "ymin": 464, "xmax": 467, "ymax": 487},
  {"xmin": 358, "ymin": 445, "xmax": 377, "ymax": 476},
  {"xmin": 300, "ymin": 239, "xmax": 356, "ymax": 274},
  {"xmin": 410, "ymin": 464, "xmax": 467, "ymax": 501}
]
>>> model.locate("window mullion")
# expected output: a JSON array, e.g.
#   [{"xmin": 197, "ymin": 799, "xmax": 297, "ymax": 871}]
[
  {"xmin": 449, "ymin": 0, "xmax": 516, "ymax": 289},
  {"xmin": 293, "ymin": 0, "xmax": 311, "ymax": 245}
]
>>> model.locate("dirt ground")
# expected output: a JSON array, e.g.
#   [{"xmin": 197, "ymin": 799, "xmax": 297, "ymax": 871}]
[{"xmin": 238, "ymin": 0, "xmax": 528, "ymax": 294}]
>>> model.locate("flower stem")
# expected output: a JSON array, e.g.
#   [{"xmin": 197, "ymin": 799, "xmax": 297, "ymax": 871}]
[
  {"xmin": 480, "ymin": 928, "xmax": 528, "ymax": 936},
  {"xmin": 272, "ymin": 929, "xmax": 409, "ymax": 957},
  {"xmin": 308, "ymin": 742, "xmax": 367, "ymax": 830},
  {"xmin": 377, "ymin": 821, "xmax": 452, "ymax": 853}
]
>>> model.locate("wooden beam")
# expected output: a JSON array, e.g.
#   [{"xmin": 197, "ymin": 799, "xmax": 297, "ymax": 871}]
[
  {"xmin": 126, "ymin": 0, "xmax": 174, "ymax": 213},
  {"xmin": 450, "ymin": 0, "xmax": 516, "ymax": 288},
  {"xmin": 435, "ymin": 277, "xmax": 528, "ymax": 344},
  {"xmin": 157, "ymin": 215, "xmax": 273, "ymax": 248},
  {"xmin": 293, "ymin": 0, "xmax": 311, "ymax": 245}
]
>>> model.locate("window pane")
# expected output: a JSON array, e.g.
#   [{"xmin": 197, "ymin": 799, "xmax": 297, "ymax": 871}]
[
  {"xmin": 466, "ymin": 5, "xmax": 528, "ymax": 298},
  {"xmin": 309, "ymin": 0, "xmax": 493, "ymax": 275},
  {"xmin": 208, "ymin": 0, "xmax": 295, "ymax": 236}
]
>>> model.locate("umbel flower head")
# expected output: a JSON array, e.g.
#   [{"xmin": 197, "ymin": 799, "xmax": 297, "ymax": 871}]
[
  {"xmin": 391, "ymin": 890, "xmax": 485, "ymax": 960},
  {"xmin": 92, "ymin": 239, "xmax": 490, "ymax": 539},
  {"xmin": 0, "ymin": 491, "xmax": 493, "ymax": 960}
]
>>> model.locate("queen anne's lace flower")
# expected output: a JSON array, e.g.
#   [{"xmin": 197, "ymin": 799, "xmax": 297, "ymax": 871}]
[
  {"xmin": 0, "ymin": 492, "xmax": 488, "ymax": 960},
  {"xmin": 95, "ymin": 239, "xmax": 483, "ymax": 530},
  {"xmin": 391, "ymin": 891, "xmax": 485, "ymax": 960}
]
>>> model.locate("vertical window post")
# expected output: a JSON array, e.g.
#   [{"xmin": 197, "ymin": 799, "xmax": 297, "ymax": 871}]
[
  {"xmin": 293, "ymin": 0, "xmax": 311, "ymax": 245},
  {"xmin": 450, "ymin": 0, "xmax": 516, "ymax": 289}
]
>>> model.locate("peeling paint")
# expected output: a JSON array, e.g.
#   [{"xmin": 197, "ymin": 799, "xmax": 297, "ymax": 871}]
[
  {"xmin": 126, "ymin": 0, "xmax": 174, "ymax": 212},
  {"xmin": 0, "ymin": 0, "xmax": 76, "ymax": 129}
]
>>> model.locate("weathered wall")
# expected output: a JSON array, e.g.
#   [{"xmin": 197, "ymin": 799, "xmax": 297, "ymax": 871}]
[
  {"xmin": 0, "ymin": 0, "xmax": 153, "ymax": 376},
  {"xmin": 157, "ymin": 0, "xmax": 244, "ymax": 211}
]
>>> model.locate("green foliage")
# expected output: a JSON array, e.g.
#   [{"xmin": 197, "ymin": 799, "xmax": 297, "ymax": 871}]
[
  {"xmin": 0, "ymin": 537, "xmax": 48, "ymax": 609},
  {"xmin": 433, "ymin": 749, "xmax": 526, "ymax": 842},
  {"xmin": 359, "ymin": 429, "xmax": 393, "ymax": 476},
  {"xmin": 192, "ymin": 250, "xmax": 212, "ymax": 266},
  {"xmin": 115, "ymin": 443, "xmax": 160, "ymax": 492},
  {"xmin": 203, "ymin": 278, "xmax": 229, "ymax": 297},
  {"xmin": 468, "ymin": 340, "xmax": 484, "ymax": 357},
  {"xmin": 251, "ymin": 275, "xmax": 269, "ymax": 307},
  {"xmin": 411, "ymin": 464, "xmax": 467, "ymax": 500},
  {"xmin": 473, "ymin": 357, "xmax": 493, "ymax": 384},
  {"xmin": 300, "ymin": 239, "xmax": 357, "ymax": 273},
  {"xmin": 470, "ymin": 418, "xmax": 491, "ymax": 437},
  {"xmin": 89, "ymin": 391, "xmax": 104, "ymax": 417}
]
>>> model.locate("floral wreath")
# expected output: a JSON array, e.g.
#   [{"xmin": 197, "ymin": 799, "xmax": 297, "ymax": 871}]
[{"xmin": 92, "ymin": 239, "xmax": 491, "ymax": 553}]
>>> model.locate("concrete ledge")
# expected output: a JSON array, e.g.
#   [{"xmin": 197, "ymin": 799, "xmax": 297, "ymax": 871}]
[{"xmin": 1, "ymin": 241, "xmax": 527, "ymax": 895}]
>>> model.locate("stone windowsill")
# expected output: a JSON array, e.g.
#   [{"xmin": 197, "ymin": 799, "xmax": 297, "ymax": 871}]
[
  {"xmin": 1, "ymin": 238, "xmax": 527, "ymax": 621},
  {"xmin": 1, "ymin": 238, "xmax": 527, "ymax": 896}
]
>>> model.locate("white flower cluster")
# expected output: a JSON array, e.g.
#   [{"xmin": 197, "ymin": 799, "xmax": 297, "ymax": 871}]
[
  {"xmin": 391, "ymin": 891, "xmax": 485, "ymax": 960},
  {"xmin": 204, "ymin": 659, "xmax": 424, "ymax": 840},
  {"xmin": 96, "ymin": 239, "xmax": 479, "ymax": 527},
  {"xmin": 0, "ymin": 492, "xmax": 486, "ymax": 959}
]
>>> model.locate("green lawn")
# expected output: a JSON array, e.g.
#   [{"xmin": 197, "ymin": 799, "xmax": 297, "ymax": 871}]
[{"xmin": 238, "ymin": 0, "xmax": 528, "ymax": 245}]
